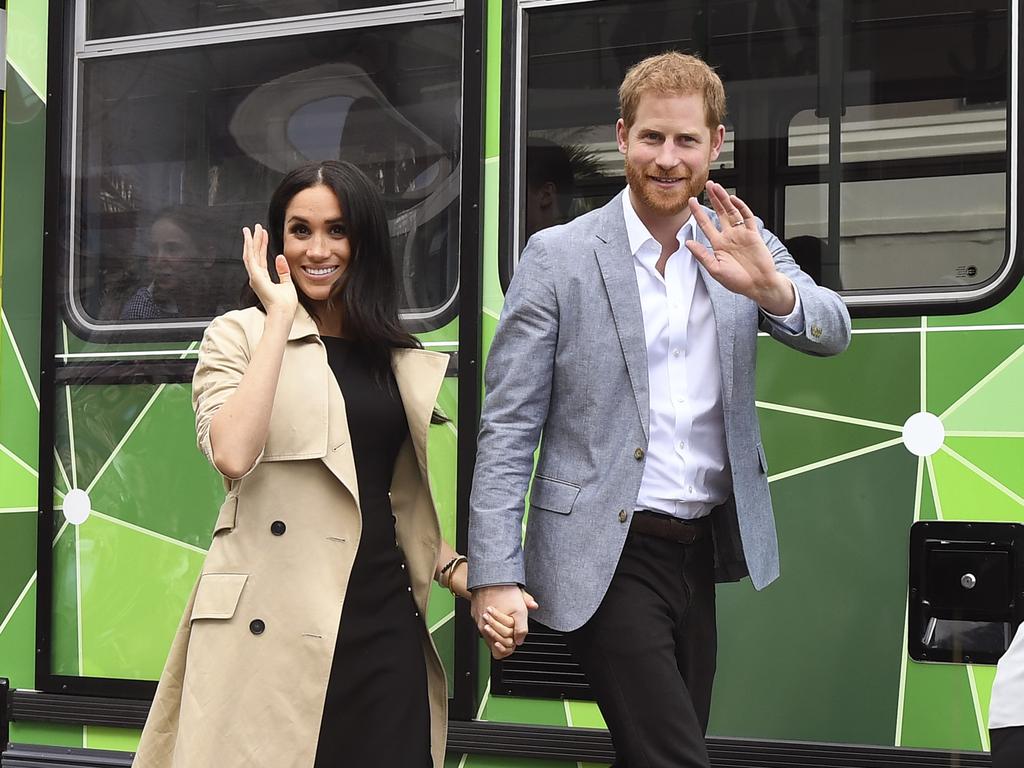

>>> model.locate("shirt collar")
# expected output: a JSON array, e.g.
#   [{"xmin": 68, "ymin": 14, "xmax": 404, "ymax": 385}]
[{"xmin": 621, "ymin": 187, "xmax": 694, "ymax": 259}]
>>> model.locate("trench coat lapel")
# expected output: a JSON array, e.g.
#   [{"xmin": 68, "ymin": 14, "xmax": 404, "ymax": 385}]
[
  {"xmin": 392, "ymin": 348, "xmax": 449, "ymax": 479},
  {"xmin": 594, "ymin": 193, "xmax": 650, "ymax": 440},
  {"xmin": 287, "ymin": 305, "xmax": 361, "ymax": 508}
]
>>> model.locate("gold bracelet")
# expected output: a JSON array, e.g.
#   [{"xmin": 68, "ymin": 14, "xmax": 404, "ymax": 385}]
[
  {"xmin": 439, "ymin": 554, "xmax": 464, "ymax": 588},
  {"xmin": 445, "ymin": 556, "xmax": 468, "ymax": 595}
]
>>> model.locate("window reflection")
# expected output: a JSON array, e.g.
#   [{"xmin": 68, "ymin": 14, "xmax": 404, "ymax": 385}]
[
  {"xmin": 73, "ymin": 19, "xmax": 462, "ymax": 331},
  {"xmin": 88, "ymin": 0, "xmax": 419, "ymax": 39}
]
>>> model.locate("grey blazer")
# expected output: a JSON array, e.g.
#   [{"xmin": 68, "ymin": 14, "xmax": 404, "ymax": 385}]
[{"xmin": 468, "ymin": 192, "xmax": 851, "ymax": 632}]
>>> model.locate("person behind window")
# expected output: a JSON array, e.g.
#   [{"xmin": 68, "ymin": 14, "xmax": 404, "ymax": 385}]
[
  {"xmin": 132, "ymin": 161, "xmax": 510, "ymax": 768},
  {"xmin": 525, "ymin": 138, "xmax": 576, "ymax": 238},
  {"xmin": 989, "ymin": 622, "xmax": 1024, "ymax": 767},
  {"xmin": 120, "ymin": 206, "xmax": 224, "ymax": 320}
]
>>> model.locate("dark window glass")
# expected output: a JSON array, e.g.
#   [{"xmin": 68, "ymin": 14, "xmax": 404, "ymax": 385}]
[
  {"xmin": 88, "ymin": 0, "xmax": 420, "ymax": 38},
  {"xmin": 520, "ymin": 0, "xmax": 1011, "ymax": 302},
  {"xmin": 72, "ymin": 19, "xmax": 462, "ymax": 331}
]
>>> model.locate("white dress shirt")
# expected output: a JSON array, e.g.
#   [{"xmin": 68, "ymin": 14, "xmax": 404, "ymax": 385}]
[
  {"xmin": 990, "ymin": 622, "xmax": 1024, "ymax": 730},
  {"xmin": 622, "ymin": 190, "xmax": 804, "ymax": 519}
]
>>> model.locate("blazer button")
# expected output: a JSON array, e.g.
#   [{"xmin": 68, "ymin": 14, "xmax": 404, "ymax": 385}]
[
  {"xmin": 618, "ymin": 509, "xmax": 628, "ymax": 523},
  {"xmin": 634, "ymin": 447, "xmax": 645, "ymax": 461},
  {"xmin": 249, "ymin": 619, "xmax": 266, "ymax": 635},
  {"xmin": 270, "ymin": 520, "xmax": 286, "ymax": 536}
]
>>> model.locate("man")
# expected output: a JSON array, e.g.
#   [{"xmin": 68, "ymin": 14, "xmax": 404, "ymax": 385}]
[
  {"xmin": 524, "ymin": 138, "xmax": 576, "ymax": 238},
  {"xmin": 468, "ymin": 52, "xmax": 851, "ymax": 767}
]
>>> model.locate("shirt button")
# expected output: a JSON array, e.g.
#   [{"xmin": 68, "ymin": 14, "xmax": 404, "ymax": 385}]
[
  {"xmin": 678, "ymin": 441, "xmax": 685, "ymax": 450},
  {"xmin": 672, "ymin": 349, "xmax": 681, "ymax": 357},
  {"xmin": 618, "ymin": 509, "xmax": 628, "ymax": 523},
  {"xmin": 634, "ymin": 448, "xmax": 645, "ymax": 461},
  {"xmin": 270, "ymin": 520, "xmax": 286, "ymax": 536},
  {"xmin": 689, "ymin": 486, "xmax": 694, "ymax": 493},
  {"xmin": 249, "ymin": 619, "xmax": 266, "ymax": 635}
]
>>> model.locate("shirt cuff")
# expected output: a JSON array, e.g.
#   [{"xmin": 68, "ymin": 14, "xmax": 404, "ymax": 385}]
[{"xmin": 761, "ymin": 278, "xmax": 805, "ymax": 334}]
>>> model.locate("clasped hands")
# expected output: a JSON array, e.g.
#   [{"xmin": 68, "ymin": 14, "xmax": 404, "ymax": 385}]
[
  {"xmin": 471, "ymin": 585, "xmax": 540, "ymax": 660},
  {"xmin": 686, "ymin": 181, "xmax": 796, "ymax": 316}
]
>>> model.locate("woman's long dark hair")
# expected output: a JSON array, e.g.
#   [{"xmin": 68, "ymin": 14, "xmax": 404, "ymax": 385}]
[{"xmin": 242, "ymin": 160, "xmax": 423, "ymax": 379}]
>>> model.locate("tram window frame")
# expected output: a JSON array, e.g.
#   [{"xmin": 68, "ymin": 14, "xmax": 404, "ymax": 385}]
[
  {"xmin": 501, "ymin": 0, "xmax": 1022, "ymax": 317},
  {"xmin": 61, "ymin": 2, "xmax": 465, "ymax": 343}
]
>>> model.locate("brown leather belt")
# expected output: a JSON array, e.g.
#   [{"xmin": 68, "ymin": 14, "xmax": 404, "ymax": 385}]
[{"xmin": 630, "ymin": 509, "xmax": 710, "ymax": 544}]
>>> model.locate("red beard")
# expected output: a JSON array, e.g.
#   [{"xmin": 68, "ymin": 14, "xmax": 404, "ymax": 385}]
[{"xmin": 624, "ymin": 158, "xmax": 708, "ymax": 217}]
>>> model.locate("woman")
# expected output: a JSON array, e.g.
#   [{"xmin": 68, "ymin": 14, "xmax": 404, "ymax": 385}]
[{"xmin": 133, "ymin": 161, "xmax": 519, "ymax": 768}]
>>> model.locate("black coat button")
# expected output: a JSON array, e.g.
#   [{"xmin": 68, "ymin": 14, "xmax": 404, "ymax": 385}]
[
  {"xmin": 249, "ymin": 619, "xmax": 265, "ymax": 635},
  {"xmin": 270, "ymin": 520, "xmax": 286, "ymax": 536}
]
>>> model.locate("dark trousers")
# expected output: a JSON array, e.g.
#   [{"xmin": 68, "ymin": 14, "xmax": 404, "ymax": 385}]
[
  {"xmin": 991, "ymin": 726, "xmax": 1024, "ymax": 768},
  {"xmin": 565, "ymin": 524, "xmax": 717, "ymax": 768}
]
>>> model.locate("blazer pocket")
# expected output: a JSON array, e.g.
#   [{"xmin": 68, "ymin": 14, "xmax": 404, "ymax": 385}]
[
  {"xmin": 190, "ymin": 573, "xmax": 247, "ymax": 622},
  {"xmin": 212, "ymin": 496, "xmax": 238, "ymax": 536},
  {"xmin": 756, "ymin": 442, "xmax": 769, "ymax": 475},
  {"xmin": 530, "ymin": 475, "xmax": 581, "ymax": 515}
]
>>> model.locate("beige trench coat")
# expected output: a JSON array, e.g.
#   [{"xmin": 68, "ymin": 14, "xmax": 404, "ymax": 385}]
[{"xmin": 133, "ymin": 305, "xmax": 450, "ymax": 768}]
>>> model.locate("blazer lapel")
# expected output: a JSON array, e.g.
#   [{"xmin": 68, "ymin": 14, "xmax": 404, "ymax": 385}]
[
  {"xmin": 392, "ymin": 348, "xmax": 449, "ymax": 480},
  {"xmin": 594, "ymin": 194, "xmax": 650, "ymax": 439},
  {"xmin": 693, "ymin": 215, "xmax": 736, "ymax": 412}
]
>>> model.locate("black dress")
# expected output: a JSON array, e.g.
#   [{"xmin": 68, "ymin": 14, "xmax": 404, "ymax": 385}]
[{"xmin": 313, "ymin": 338, "xmax": 432, "ymax": 767}]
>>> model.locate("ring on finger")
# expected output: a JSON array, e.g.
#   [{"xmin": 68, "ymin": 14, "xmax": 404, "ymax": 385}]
[{"xmin": 730, "ymin": 216, "xmax": 745, "ymax": 227}]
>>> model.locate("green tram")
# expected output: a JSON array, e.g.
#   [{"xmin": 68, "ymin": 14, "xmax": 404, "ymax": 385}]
[{"xmin": 1, "ymin": 1, "xmax": 1021, "ymax": 766}]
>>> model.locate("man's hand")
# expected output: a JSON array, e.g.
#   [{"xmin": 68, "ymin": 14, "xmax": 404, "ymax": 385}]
[
  {"xmin": 685, "ymin": 181, "xmax": 796, "ymax": 316},
  {"xmin": 471, "ymin": 585, "xmax": 539, "ymax": 660}
]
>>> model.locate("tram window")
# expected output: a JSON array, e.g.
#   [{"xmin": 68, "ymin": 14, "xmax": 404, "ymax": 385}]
[
  {"xmin": 87, "ymin": 0, "xmax": 426, "ymax": 39},
  {"xmin": 513, "ymin": 0, "xmax": 1015, "ymax": 311},
  {"xmin": 785, "ymin": 174, "xmax": 1006, "ymax": 291},
  {"xmin": 71, "ymin": 18, "xmax": 462, "ymax": 335}
]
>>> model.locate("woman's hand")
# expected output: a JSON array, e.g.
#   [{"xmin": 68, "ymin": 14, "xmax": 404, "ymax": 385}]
[
  {"xmin": 481, "ymin": 606, "xmax": 517, "ymax": 659},
  {"xmin": 242, "ymin": 224, "xmax": 298, "ymax": 319}
]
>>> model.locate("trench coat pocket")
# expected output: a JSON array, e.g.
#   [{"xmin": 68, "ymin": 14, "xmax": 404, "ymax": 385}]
[
  {"xmin": 190, "ymin": 573, "xmax": 248, "ymax": 622},
  {"xmin": 756, "ymin": 442, "xmax": 769, "ymax": 474},
  {"xmin": 530, "ymin": 475, "xmax": 581, "ymax": 515},
  {"xmin": 212, "ymin": 496, "xmax": 238, "ymax": 536}
]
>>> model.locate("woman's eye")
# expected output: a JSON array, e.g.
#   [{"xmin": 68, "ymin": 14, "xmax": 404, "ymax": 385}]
[
  {"xmin": 290, "ymin": 224, "xmax": 309, "ymax": 236},
  {"xmin": 331, "ymin": 225, "xmax": 347, "ymax": 237}
]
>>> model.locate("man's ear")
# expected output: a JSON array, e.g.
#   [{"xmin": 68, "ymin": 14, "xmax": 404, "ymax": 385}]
[
  {"xmin": 616, "ymin": 118, "xmax": 629, "ymax": 155},
  {"xmin": 709, "ymin": 124, "xmax": 726, "ymax": 162}
]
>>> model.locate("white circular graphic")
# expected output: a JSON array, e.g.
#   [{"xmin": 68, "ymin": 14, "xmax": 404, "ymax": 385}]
[
  {"xmin": 902, "ymin": 412, "xmax": 945, "ymax": 457},
  {"xmin": 63, "ymin": 488, "xmax": 92, "ymax": 525}
]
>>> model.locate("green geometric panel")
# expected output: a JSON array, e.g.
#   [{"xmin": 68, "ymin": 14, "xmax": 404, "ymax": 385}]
[
  {"xmin": 712, "ymin": 446, "xmax": 916, "ymax": 745},
  {"xmin": 427, "ymin": 584, "xmax": 454, "ymax": 636},
  {"xmin": 931, "ymin": 450, "xmax": 1024, "ymax": 522},
  {"xmin": 900, "ymin": 661, "xmax": 983, "ymax": 750},
  {"xmin": 927, "ymin": 333, "xmax": 1024, "ymax": 417},
  {"xmin": 0, "ymin": 513, "xmax": 36, "ymax": 624},
  {"xmin": 459, "ymin": 757, "xmax": 579, "ymax": 768},
  {"xmin": 945, "ymin": 437, "xmax": 1024, "ymax": 502},
  {"xmin": 484, "ymin": 694, "xmax": 567, "ymax": 726},
  {"xmin": 88, "ymin": 383, "xmax": 226, "ymax": 548},
  {"xmin": 52, "ymin": 392, "xmax": 75, "ymax": 493},
  {"xmin": 2, "ymin": 69, "xmax": 46, "ymax": 396},
  {"xmin": 51, "ymin": 525, "xmax": 81, "ymax": 676},
  {"xmin": 7, "ymin": 0, "xmax": 49, "ymax": 98},
  {"xmin": 0, "ymin": 578, "xmax": 36, "ymax": 689},
  {"xmin": 85, "ymin": 726, "xmax": 142, "ymax": 753},
  {"xmin": 64, "ymin": 383, "xmax": 159, "ymax": 491},
  {"xmin": 971, "ymin": 665, "xmax": 996, "ymax": 738},
  {"xmin": 79, "ymin": 515, "xmax": 203, "ymax": 680},
  {"xmin": 8, "ymin": 722, "xmax": 82, "ymax": 750},
  {"xmin": 566, "ymin": 700, "xmax": 605, "ymax": 729},
  {"xmin": 943, "ymin": 347, "xmax": 1024, "ymax": 432},
  {"xmin": 0, "ymin": 449, "xmax": 37, "ymax": 509},
  {"xmin": 428, "ymin": 418, "xmax": 458, "ymax": 546},
  {"xmin": 758, "ymin": 407, "xmax": 899, "ymax": 476},
  {"xmin": 0, "ymin": 317, "xmax": 39, "ymax": 467},
  {"xmin": 757, "ymin": 332, "xmax": 919, "ymax": 428},
  {"xmin": 930, "ymin": 280, "xmax": 1024, "ymax": 329},
  {"xmin": 919, "ymin": 461, "xmax": 937, "ymax": 522}
]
